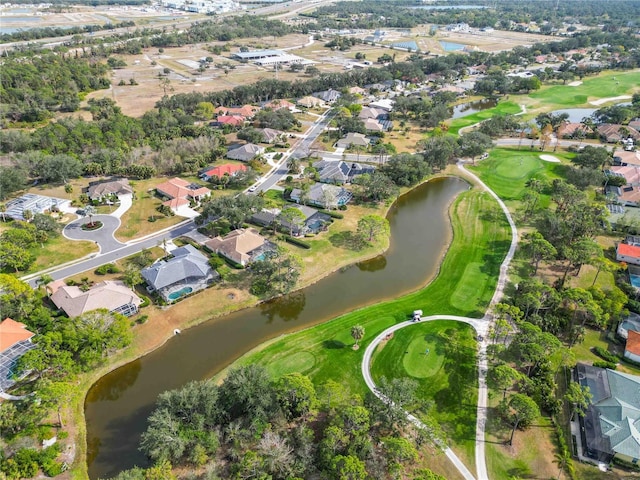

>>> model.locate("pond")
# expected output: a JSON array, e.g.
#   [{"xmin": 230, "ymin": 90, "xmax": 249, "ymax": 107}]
[
  {"xmin": 440, "ymin": 40, "xmax": 466, "ymax": 52},
  {"xmin": 450, "ymin": 98, "xmax": 498, "ymax": 119},
  {"xmin": 85, "ymin": 177, "xmax": 470, "ymax": 478}
]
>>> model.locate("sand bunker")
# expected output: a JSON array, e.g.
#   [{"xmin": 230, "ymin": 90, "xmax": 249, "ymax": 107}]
[
  {"xmin": 590, "ymin": 95, "xmax": 632, "ymax": 106},
  {"xmin": 540, "ymin": 155, "xmax": 561, "ymax": 163},
  {"xmin": 568, "ymin": 81, "xmax": 583, "ymax": 87}
]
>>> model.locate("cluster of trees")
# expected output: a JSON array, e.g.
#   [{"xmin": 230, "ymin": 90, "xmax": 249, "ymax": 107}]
[
  {"xmin": 117, "ymin": 364, "xmax": 444, "ymax": 480},
  {"xmin": 0, "ymin": 215, "xmax": 61, "ymax": 272},
  {"xmin": 0, "ymin": 20, "xmax": 135, "ymax": 43},
  {"xmin": 475, "ymin": 69, "xmax": 542, "ymax": 96}
]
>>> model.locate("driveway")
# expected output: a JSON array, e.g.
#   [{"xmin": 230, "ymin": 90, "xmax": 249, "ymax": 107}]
[{"xmin": 63, "ymin": 214, "xmax": 125, "ymax": 254}]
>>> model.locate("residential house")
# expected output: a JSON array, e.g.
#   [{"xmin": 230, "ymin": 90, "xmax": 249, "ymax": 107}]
[
  {"xmin": 312, "ymin": 89, "xmax": 341, "ymax": 103},
  {"xmin": 575, "ymin": 363, "xmax": 640, "ymax": 463},
  {"xmin": 50, "ymin": 280, "xmax": 142, "ymax": 318},
  {"xmin": 141, "ymin": 245, "xmax": 218, "ymax": 302},
  {"xmin": 214, "ymin": 105, "xmax": 259, "ymax": 118},
  {"xmin": 205, "ymin": 228, "xmax": 274, "ymax": 266},
  {"xmin": 617, "ymin": 243, "xmax": 640, "ymax": 265},
  {"xmin": 624, "ymin": 330, "xmax": 640, "ymax": 363},
  {"xmin": 0, "ymin": 318, "xmax": 36, "ymax": 392},
  {"xmin": 213, "ymin": 115, "xmax": 246, "ymax": 128},
  {"xmin": 348, "ymin": 86, "xmax": 367, "ymax": 95},
  {"xmin": 598, "ymin": 124, "xmax": 640, "ymax": 143},
  {"xmin": 263, "ymin": 99, "xmax": 295, "ymax": 111},
  {"xmin": 257, "ymin": 128, "xmax": 285, "ymax": 144},
  {"xmin": 629, "ymin": 119, "xmax": 640, "ymax": 132},
  {"xmin": 226, "ymin": 143, "xmax": 264, "ymax": 162},
  {"xmin": 290, "ymin": 183, "xmax": 352, "ymax": 209},
  {"xmin": 156, "ymin": 177, "xmax": 211, "ymax": 215},
  {"xmin": 613, "ymin": 150, "xmax": 640, "ymax": 167},
  {"xmin": 609, "ymin": 185, "xmax": 640, "ymax": 207},
  {"xmin": 4, "ymin": 194, "xmax": 70, "ymax": 221},
  {"xmin": 617, "ymin": 313, "xmax": 640, "ymax": 340},
  {"xmin": 313, "ymin": 160, "xmax": 375, "ymax": 184},
  {"xmin": 251, "ymin": 205, "xmax": 332, "ymax": 236},
  {"xmin": 608, "ymin": 166, "xmax": 640, "ymax": 185},
  {"xmin": 336, "ymin": 132, "xmax": 370, "ymax": 149},
  {"xmin": 368, "ymin": 98, "xmax": 394, "ymax": 112},
  {"xmin": 364, "ymin": 118, "xmax": 384, "ymax": 132},
  {"xmin": 358, "ymin": 107, "xmax": 385, "ymax": 120},
  {"xmin": 297, "ymin": 96, "xmax": 325, "ymax": 108},
  {"xmin": 557, "ymin": 122, "xmax": 592, "ymax": 139},
  {"xmin": 200, "ymin": 164, "xmax": 247, "ymax": 182},
  {"xmin": 87, "ymin": 178, "xmax": 133, "ymax": 202}
]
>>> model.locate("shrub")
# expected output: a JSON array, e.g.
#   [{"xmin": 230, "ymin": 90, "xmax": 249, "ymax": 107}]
[
  {"xmin": 139, "ymin": 295, "xmax": 150, "ymax": 308},
  {"xmin": 592, "ymin": 346, "xmax": 619, "ymax": 363},
  {"xmin": 283, "ymin": 235, "xmax": 311, "ymax": 249},
  {"xmin": 592, "ymin": 360, "xmax": 617, "ymax": 370},
  {"xmin": 319, "ymin": 210, "xmax": 344, "ymax": 219},
  {"xmin": 136, "ymin": 315, "xmax": 148, "ymax": 325},
  {"xmin": 613, "ymin": 456, "xmax": 640, "ymax": 471},
  {"xmin": 338, "ymin": 205, "xmax": 347, "ymax": 211},
  {"xmin": 95, "ymin": 263, "xmax": 120, "ymax": 275}
]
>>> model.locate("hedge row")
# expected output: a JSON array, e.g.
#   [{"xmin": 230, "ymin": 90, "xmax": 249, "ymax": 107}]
[
  {"xmin": 283, "ymin": 235, "xmax": 311, "ymax": 249},
  {"xmin": 592, "ymin": 346, "xmax": 619, "ymax": 364},
  {"xmin": 593, "ymin": 360, "xmax": 617, "ymax": 370}
]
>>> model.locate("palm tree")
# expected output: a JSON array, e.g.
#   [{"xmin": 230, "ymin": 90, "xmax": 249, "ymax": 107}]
[
  {"xmin": 351, "ymin": 325, "xmax": 365, "ymax": 349},
  {"xmin": 84, "ymin": 205, "xmax": 96, "ymax": 227},
  {"xmin": 38, "ymin": 274, "xmax": 54, "ymax": 297}
]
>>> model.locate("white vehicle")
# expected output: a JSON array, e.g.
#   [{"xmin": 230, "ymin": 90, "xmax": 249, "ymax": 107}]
[
  {"xmin": 412, "ymin": 310, "xmax": 423, "ymax": 321},
  {"xmin": 248, "ymin": 185, "xmax": 258, "ymax": 193}
]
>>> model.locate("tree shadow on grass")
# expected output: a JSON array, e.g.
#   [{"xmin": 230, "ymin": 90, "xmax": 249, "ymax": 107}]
[
  {"xmin": 329, "ymin": 231, "xmax": 367, "ymax": 251},
  {"xmin": 323, "ymin": 339, "xmax": 346, "ymax": 349},
  {"xmin": 480, "ymin": 240, "xmax": 512, "ymax": 275}
]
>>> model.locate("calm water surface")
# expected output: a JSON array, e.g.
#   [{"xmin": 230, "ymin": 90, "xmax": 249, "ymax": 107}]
[{"xmin": 85, "ymin": 177, "xmax": 469, "ymax": 478}]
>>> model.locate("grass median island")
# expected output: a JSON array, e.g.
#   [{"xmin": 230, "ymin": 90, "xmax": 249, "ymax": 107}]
[
  {"xmin": 370, "ymin": 320, "xmax": 479, "ymax": 472},
  {"xmin": 222, "ymin": 187, "xmax": 511, "ymax": 476}
]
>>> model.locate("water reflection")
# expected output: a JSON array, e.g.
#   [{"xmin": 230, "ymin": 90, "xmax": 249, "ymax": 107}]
[
  {"xmin": 357, "ymin": 255, "xmax": 387, "ymax": 272},
  {"xmin": 260, "ymin": 290, "xmax": 307, "ymax": 323},
  {"xmin": 450, "ymin": 99, "xmax": 498, "ymax": 119}
]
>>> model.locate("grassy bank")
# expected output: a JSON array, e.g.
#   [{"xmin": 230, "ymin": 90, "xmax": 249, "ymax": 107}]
[{"xmin": 447, "ymin": 101, "xmax": 522, "ymax": 136}]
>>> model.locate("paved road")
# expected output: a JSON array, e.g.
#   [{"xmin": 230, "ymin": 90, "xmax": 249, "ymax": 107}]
[
  {"xmin": 63, "ymin": 215, "xmax": 125, "ymax": 254},
  {"xmin": 26, "ymin": 220, "xmax": 196, "ymax": 287}
]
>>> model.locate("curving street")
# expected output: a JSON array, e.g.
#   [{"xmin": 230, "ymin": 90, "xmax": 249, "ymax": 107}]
[
  {"xmin": 360, "ymin": 162, "xmax": 519, "ymax": 480},
  {"xmin": 63, "ymin": 214, "xmax": 125, "ymax": 254}
]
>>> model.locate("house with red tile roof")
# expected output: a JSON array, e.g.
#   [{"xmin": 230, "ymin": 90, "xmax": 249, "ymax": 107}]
[
  {"xmin": 156, "ymin": 178, "xmax": 210, "ymax": 215},
  {"xmin": 0, "ymin": 318, "xmax": 36, "ymax": 392},
  {"xmin": 616, "ymin": 243, "xmax": 640, "ymax": 265},
  {"xmin": 263, "ymin": 99, "xmax": 295, "ymax": 111},
  {"xmin": 624, "ymin": 330, "xmax": 640, "ymax": 362},
  {"xmin": 215, "ymin": 105, "xmax": 260, "ymax": 118},
  {"xmin": 214, "ymin": 115, "xmax": 246, "ymax": 127},
  {"xmin": 200, "ymin": 164, "xmax": 247, "ymax": 182}
]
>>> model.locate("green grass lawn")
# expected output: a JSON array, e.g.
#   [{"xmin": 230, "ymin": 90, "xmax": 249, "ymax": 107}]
[
  {"xmin": 468, "ymin": 148, "xmax": 570, "ymax": 203},
  {"xmin": 572, "ymin": 328, "xmax": 640, "ymax": 376},
  {"xmin": 370, "ymin": 320, "xmax": 478, "ymax": 472},
  {"xmin": 221, "ymin": 188, "xmax": 511, "ymax": 477},
  {"xmin": 447, "ymin": 101, "xmax": 522, "ymax": 136},
  {"xmin": 27, "ymin": 235, "xmax": 97, "ymax": 274},
  {"xmin": 527, "ymin": 70, "xmax": 640, "ymax": 108}
]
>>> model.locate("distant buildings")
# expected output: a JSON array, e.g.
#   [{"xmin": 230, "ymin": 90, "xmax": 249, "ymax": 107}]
[
  {"xmin": 232, "ymin": 49, "xmax": 311, "ymax": 66},
  {"xmin": 161, "ymin": 0, "xmax": 241, "ymax": 14}
]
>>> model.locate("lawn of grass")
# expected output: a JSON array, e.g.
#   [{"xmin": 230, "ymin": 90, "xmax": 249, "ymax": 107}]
[
  {"xmin": 27, "ymin": 235, "xmax": 97, "ymax": 274},
  {"xmin": 219, "ymin": 188, "xmax": 511, "ymax": 477},
  {"xmin": 468, "ymin": 147, "xmax": 569, "ymax": 204},
  {"xmin": 447, "ymin": 101, "xmax": 522, "ymax": 136},
  {"xmin": 115, "ymin": 177, "xmax": 187, "ymax": 241},
  {"xmin": 370, "ymin": 320, "xmax": 478, "ymax": 473},
  {"xmin": 526, "ymin": 70, "xmax": 640, "ymax": 109},
  {"xmin": 571, "ymin": 328, "xmax": 640, "ymax": 376}
]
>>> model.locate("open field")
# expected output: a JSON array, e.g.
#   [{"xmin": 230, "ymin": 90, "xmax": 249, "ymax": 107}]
[
  {"xmin": 370, "ymin": 320, "xmax": 479, "ymax": 473},
  {"xmin": 216, "ymin": 187, "xmax": 511, "ymax": 477},
  {"xmin": 28, "ymin": 235, "xmax": 97, "ymax": 274}
]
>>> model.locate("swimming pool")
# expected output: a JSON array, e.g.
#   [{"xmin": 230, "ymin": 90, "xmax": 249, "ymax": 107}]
[
  {"xmin": 168, "ymin": 286, "xmax": 193, "ymax": 301},
  {"xmin": 630, "ymin": 274, "xmax": 640, "ymax": 289}
]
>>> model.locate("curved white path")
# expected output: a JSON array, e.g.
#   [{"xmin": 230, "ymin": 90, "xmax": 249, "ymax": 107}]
[{"xmin": 360, "ymin": 162, "xmax": 518, "ymax": 480}]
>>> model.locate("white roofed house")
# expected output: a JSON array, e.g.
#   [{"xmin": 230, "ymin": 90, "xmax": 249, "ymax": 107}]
[{"xmin": 290, "ymin": 183, "xmax": 352, "ymax": 209}]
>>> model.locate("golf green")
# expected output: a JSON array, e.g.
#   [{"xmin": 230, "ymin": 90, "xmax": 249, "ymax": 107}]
[{"xmin": 403, "ymin": 333, "xmax": 445, "ymax": 378}]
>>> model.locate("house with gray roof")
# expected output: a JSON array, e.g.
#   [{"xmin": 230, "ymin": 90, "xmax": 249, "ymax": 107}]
[
  {"xmin": 50, "ymin": 280, "xmax": 141, "ymax": 318},
  {"xmin": 575, "ymin": 363, "xmax": 640, "ymax": 464},
  {"xmin": 87, "ymin": 178, "xmax": 133, "ymax": 202},
  {"xmin": 312, "ymin": 89, "xmax": 341, "ymax": 103},
  {"xmin": 290, "ymin": 183, "xmax": 352, "ymax": 209},
  {"xmin": 251, "ymin": 205, "xmax": 332, "ymax": 236},
  {"xmin": 336, "ymin": 132, "xmax": 370, "ymax": 149},
  {"xmin": 226, "ymin": 143, "xmax": 264, "ymax": 162},
  {"xmin": 141, "ymin": 245, "xmax": 218, "ymax": 302},
  {"xmin": 313, "ymin": 160, "xmax": 375, "ymax": 185}
]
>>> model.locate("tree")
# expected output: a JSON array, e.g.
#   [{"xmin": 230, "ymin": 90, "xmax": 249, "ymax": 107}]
[
  {"xmin": 275, "ymin": 372, "xmax": 317, "ymax": 420},
  {"xmin": 353, "ymin": 172, "xmax": 398, "ymax": 202},
  {"xmin": 305, "ymin": 65, "xmax": 320, "ymax": 77},
  {"xmin": 356, "ymin": 215, "xmax": 389, "ymax": 243},
  {"xmin": 381, "ymin": 153, "xmax": 431, "ymax": 186},
  {"xmin": 0, "ymin": 274, "xmax": 39, "ymax": 321},
  {"xmin": 564, "ymin": 382, "xmax": 592, "ymax": 419},
  {"xmin": 0, "ymin": 242, "xmax": 34, "ymax": 272},
  {"xmin": 487, "ymin": 364, "xmax": 522, "ymax": 399},
  {"xmin": 199, "ymin": 194, "xmax": 264, "ymax": 230},
  {"xmin": 280, "ymin": 207, "xmax": 306, "ymax": 236},
  {"xmin": 350, "ymin": 325, "xmax": 365, "ymax": 348},
  {"xmin": 330, "ymin": 455, "xmax": 366, "ymax": 480},
  {"xmin": 522, "ymin": 231, "xmax": 557, "ymax": 275},
  {"xmin": 418, "ymin": 135, "xmax": 459, "ymax": 171},
  {"xmin": 84, "ymin": 205, "xmax": 97, "ymax": 227},
  {"xmin": 122, "ymin": 266, "xmax": 144, "ymax": 288},
  {"xmin": 500, "ymin": 393, "xmax": 540, "ymax": 445},
  {"xmin": 457, "ymin": 131, "xmax": 493, "ymax": 163},
  {"xmin": 571, "ymin": 145, "xmax": 610, "ymax": 170},
  {"xmin": 250, "ymin": 247, "xmax": 303, "ymax": 298},
  {"xmin": 0, "ymin": 166, "xmax": 27, "ymax": 200},
  {"xmin": 39, "ymin": 154, "xmax": 83, "ymax": 184}
]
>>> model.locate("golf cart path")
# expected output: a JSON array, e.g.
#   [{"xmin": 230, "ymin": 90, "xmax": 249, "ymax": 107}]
[{"xmin": 360, "ymin": 162, "xmax": 519, "ymax": 480}]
